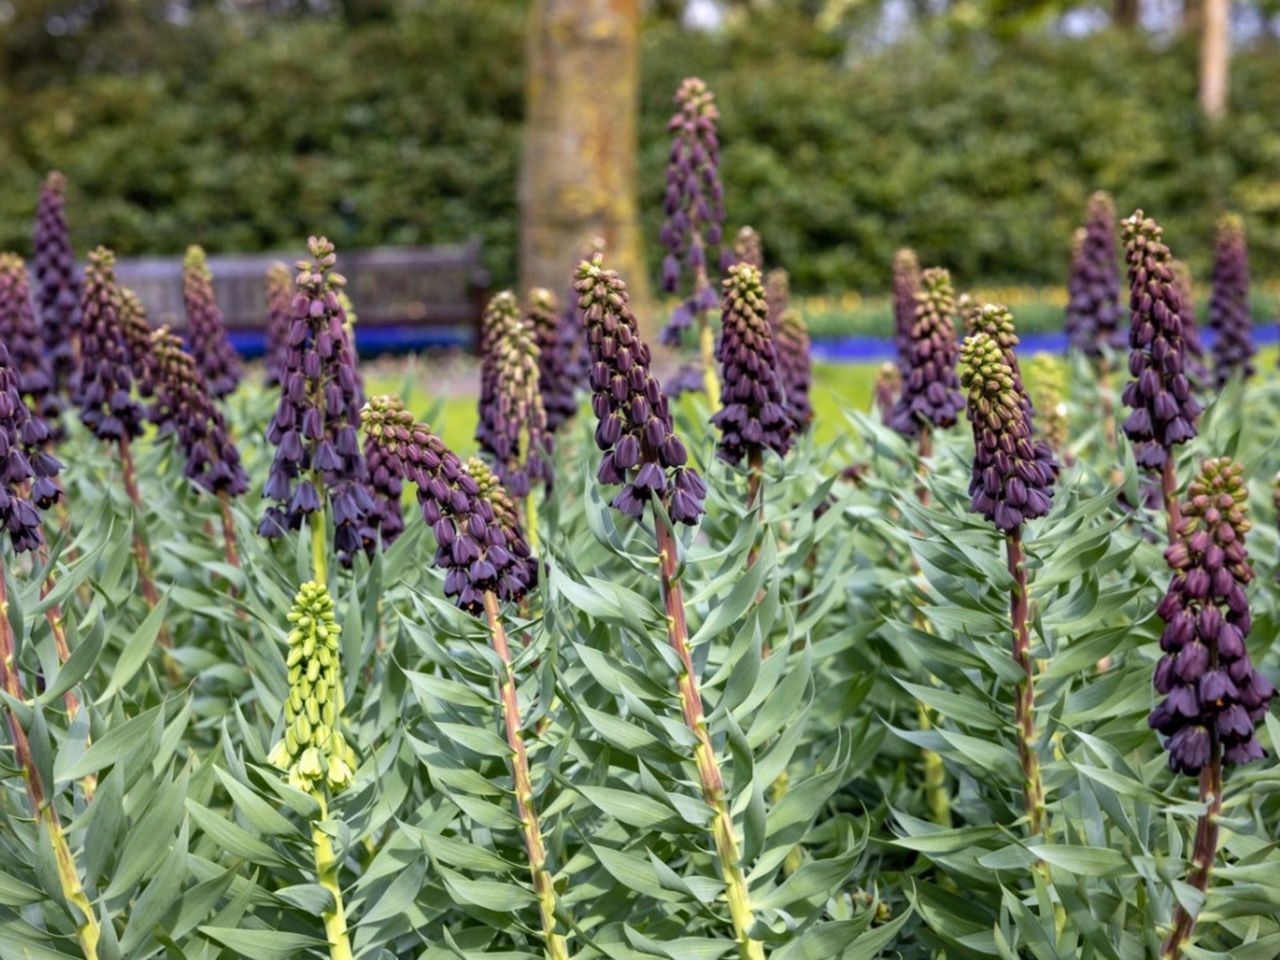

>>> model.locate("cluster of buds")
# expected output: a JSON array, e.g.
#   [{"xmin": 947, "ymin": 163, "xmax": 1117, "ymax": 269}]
[
  {"xmin": 722, "ymin": 225, "xmax": 762, "ymax": 271},
  {"xmin": 1150, "ymin": 458, "xmax": 1274, "ymax": 774},
  {"xmin": 1120, "ymin": 212, "xmax": 1201, "ymax": 471},
  {"xmin": 959, "ymin": 333, "xmax": 1057, "ymax": 531},
  {"xmin": 149, "ymin": 328, "xmax": 248, "ymax": 497},
  {"xmin": 889, "ymin": 267, "xmax": 964, "ymax": 438},
  {"xmin": 659, "ymin": 77, "xmax": 724, "ymax": 344},
  {"xmin": 1207, "ymin": 214, "xmax": 1254, "ymax": 388},
  {"xmin": 120, "ymin": 287, "xmax": 157, "ymax": 397},
  {"xmin": 892, "ymin": 249, "xmax": 921, "ymax": 367},
  {"xmin": 268, "ymin": 581, "xmax": 358, "ymax": 795},
  {"xmin": 1065, "ymin": 191, "xmax": 1123, "ymax": 356},
  {"xmin": 182, "ymin": 246, "xmax": 242, "ymax": 398},
  {"xmin": 363, "ymin": 431, "xmax": 406, "ymax": 550},
  {"xmin": 775, "ymin": 307, "xmax": 813, "ymax": 431},
  {"xmin": 574, "ymin": 254, "xmax": 706, "ymax": 524},
  {"xmin": 260, "ymin": 237, "xmax": 372, "ymax": 563},
  {"xmin": 0, "ymin": 343, "xmax": 62, "ymax": 553},
  {"xmin": 528, "ymin": 288, "xmax": 579, "ymax": 433},
  {"xmin": 32, "ymin": 172, "xmax": 80, "ymax": 394},
  {"xmin": 711, "ymin": 263, "xmax": 794, "ymax": 464},
  {"xmin": 74, "ymin": 248, "xmax": 147, "ymax": 442},
  {"xmin": 362, "ymin": 396, "xmax": 536, "ymax": 612},
  {"xmin": 263, "ymin": 262, "xmax": 294, "ymax": 388},
  {"xmin": 0, "ymin": 254, "xmax": 62, "ymax": 434},
  {"xmin": 476, "ymin": 292, "xmax": 553, "ymax": 496},
  {"xmin": 1026, "ymin": 353, "xmax": 1068, "ymax": 452}
]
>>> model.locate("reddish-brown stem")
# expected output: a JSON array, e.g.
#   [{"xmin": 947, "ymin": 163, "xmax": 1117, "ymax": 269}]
[
  {"xmin": 1162, "ymin": 454, "xmax": 1183, "ymax": 543},
  {"xmin": 654, "ymin": 517, "xmax": 763, "ymax": 960},
  {"xmin": 36, "ymin": 543, "xmax": 81, "ymax": 721},
  {"xmin": 1006, "ymin": 529, "xmax": 1044, "ymax": 834},
  {"xmin": 1162, "ymin": 741, "xmax": 1223, "ymax": 959},
  {"xmin": 481, "ymin": 591, "xmax": 569, "ymax": 960},
  {"xmin": 118, "ymin": 437, "xmax": 177, "ymax": 679}
]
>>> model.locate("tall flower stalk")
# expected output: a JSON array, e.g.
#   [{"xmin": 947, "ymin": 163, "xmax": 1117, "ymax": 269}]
[
  {"xmin": 260, "ymin": 237, "xmax": 371, "ymax": 576},
  {"xmin": 75, "ymin": 248, "xmax": 171, "ymax": 660},
  {"xmin": 1207, "ymin": 214, "xmax": 1253, "ymax": 388},
  {"xmin": 150, "ymin": 328, "xmax": 249, "ymax": 568},
  {"xmin": 889, "ymin": 267, "xmax": 964, "ymax": 461},
  {"xmin": 0, "ymin": 341, "xmax": 97, "ymax": 959},
  {"xmin": 181, "ymin": 246, "xmax": 242, "ymax": 398},
  {"xmin": 268, "ymin": 581, "xmax": 358, "ymax": 960},
  {"xmin": 1150, "ymin": 458, "xmax": 1274, "ymax": 958},
  {"xmin": 959, "ymin": 330, "xmax": 1058, "ymax": 834},
  {"xmin": 892, "ymin": 248, "xmax": 921, "ymax": 368},
  {"xmin": 575, "ymin": 254, "xmax": 762, "ymax": 960},
  {"xmin": 264, "ymin": 262, "xmax": 293, "ymax": 388},
  {"xmin": 476, "ymin": 291, "xmax": 553, "ymax": 549},
  {"xmin": 528, "ymin": 287, "xmax": 578, "ymax": 435},
  {"xmin": 660, "ymin": 77, "xmax": 726, "ymax": 406},
  {"xmin": 0, "ymin": 253, "xmax": 63, "ymax": 433},
  {"xmin": 1121, "ymin": 211, "xmax": 1201, "ymax": 540},
  {"xmin": 1066, "ymin": 192, "xmax": 1123, "ymax": 446},
  {"xmin": 362, "ymin": 398, "xmax": 565, "ymax": 959},
  {"xmin": 32, "ymin": 172, "xmax": 80, "ymax": 399}
]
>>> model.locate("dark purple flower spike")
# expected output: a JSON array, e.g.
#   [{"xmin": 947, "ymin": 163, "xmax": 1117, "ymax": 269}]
[
  {"xmin": 119, "ymin": 286, "xmax": 157, "ymax": 398},
  {"xmin": 0, "ymin": 254, "xmax": 63, "ymax": 438},
  {"xmin": 1065, "ymin": 191, "xmax": 1123, "ymax": 356},
  {"xmin": 721, "ymin": 225, "xmax": 762, "ymax": 272},
  {"xmin": 574, "ymin": 253, "xmax": 706, "ymax": 525},
  {"xmin": 1171, "ymin": 259, "xmax": 1208, "ymax": 388},
  {"xmin": 150, "ymin": 327, "xmax": 248, "ymax": 497},
  {"xmin": 74, "ymin": 248, "xmax": 147, "ymax": 443},
  {"xmin": 711, "ymin": 263, "xmax": 794, "ymax": 466},
  {"xmin": 776, "ymin": 307, "xmax": 813, "ymax": 432},
  {"xmin": 892, "ymin": 249, "xmax": 921, "ymax": 368},
  {"xmin": 0, "ymin": 342, "xmax": 63, "ymax": 554},
  {"xmin": 264, "ymin": 262, "xmax": 293, "ymax": 388},
  {"xmin": 1207, "ymin": 214, "xmax": 1254, "ymax": 388},
  {"xmin": 529, "ymin": 287, "xmax": 579, "ymax": 434},
  {"xmin": 1150, "ymin": 457, "xmax": 1273, "ymax": 775},
  {"xmin": 260, "ymin": 236, "xmax": 371, "ymax": 568},
  {"xmin": 182, "ymin": 246, "xmax": 242, "ymax": 399},
  {"xmin": 361, "ymin": 395, "xmax": 536, "ymax": 613},
  {"xmin": 889, "ymin": 267, "xmax": 964, "ymax": 440},
  {"xmin": 32, "ymin": 172, "xmax": 80, "ymax": 398}
]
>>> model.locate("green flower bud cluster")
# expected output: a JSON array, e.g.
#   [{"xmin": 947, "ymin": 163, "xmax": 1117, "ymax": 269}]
[
  {"xmin": 268, "ymin": 581, "xmax": 357, "ymax": 795},
  {"xmin": 960, "ymin": 333, "xmax": 1021, "ymax": 428}
]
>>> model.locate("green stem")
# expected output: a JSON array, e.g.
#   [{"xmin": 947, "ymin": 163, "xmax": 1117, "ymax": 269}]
[
  {"xmin": 310, "ymin": 499, "xmax": 328, "ymax": 586},
  {"xmin": 524, "ymin": 491, "xmax": 540, "ymax": 555},
  {"xmin": 482, "ymin": 592, "xmax": 570, "ymax": 960},
  {"xmin": 1006, "ymin": 529, "xmax": 1044, "ymax": 835},
  {"xmin": 311, "ymin": 798, "xmax": 354, "ymax": 960},
  {"xmin": 654, "ymin": 518, "xmax": 764, "ymax": 960}
]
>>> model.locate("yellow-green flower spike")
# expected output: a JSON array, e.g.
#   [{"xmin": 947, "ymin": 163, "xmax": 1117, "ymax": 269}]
[{"xmin": 268, "ymin": 580, "xmax": 358, "ymax": 796}]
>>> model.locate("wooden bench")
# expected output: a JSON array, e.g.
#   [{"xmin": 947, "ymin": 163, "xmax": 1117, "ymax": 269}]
[{"xmin": 112, "ymin": 240, "xmax": 490, "ymax": 355}]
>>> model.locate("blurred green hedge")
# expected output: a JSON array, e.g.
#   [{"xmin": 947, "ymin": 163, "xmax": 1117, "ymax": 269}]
[{"xmin": 2, "ymin": 4, "xmax": 1278, "ymax": 294}]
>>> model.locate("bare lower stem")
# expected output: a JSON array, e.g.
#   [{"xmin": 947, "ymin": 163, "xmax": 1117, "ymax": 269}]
[
  {"xmin": 483, "ymin": 592, "xmax": 570, "ymax": 960},
  {"xmin": 1006, "ymin": 529, "xmax": 1044, "ymax": 834},
  {"xmin": 312, "ymin": 798, "xmax": 354, "ymax": 960},
  {"xmin": 310, "ymin": 508, "xmax": 328, "ymax": 586},
  {"xmin": 1162, "ymin": 454, "xmax": 1182, "ymax": 543},
  {"xmin": 118, "ymin": 436, "xmax": 177, "ymax": 681},
  {"xmin": 654, "ymin": 518, "xmax": 764, "ymax": 960},
  {"xmin": 1162, "ymin": 742, "xmax": 1223, "ymax": 959},
  {"xmin": 0, "ymin": 554, "xmax": 101, "ymax": 959}
]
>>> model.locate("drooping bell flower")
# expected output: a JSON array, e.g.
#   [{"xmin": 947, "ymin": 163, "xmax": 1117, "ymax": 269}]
[
  {"xmin": 574, "ymin": 253, "xmax": 706, "ymax": 524},
  {"xmin": 1207, "ymin": 214, "xmax": 1254, "ymax": 388},
  {"xmin": 74, "ymin": 248, "xmax": 147, "ymax": 443},
  {"xmin": 0, "ymin": 342, "xmax": 62, "ymax": 554},
  {"xmin": 264, "ymin": 262, "xmax": 294, "ymax": 388},
  {"xmin": 260, "ymin": 237, "xmax": 372, "ymax": 565},
  {"xmin": 1149, "ymin": 457, "xmax": 1274, "ymax": 774},
  {"xmin": 31, "ymin": 172, "xmax": 79, "ymax": 397},
  {"xmin": 182, "ymin": 246, "xmax": 242, "ymax": 399},
  {"xmin": 149, "ymin": 327, "xmax": 248, "ymax": 497},
  {"xmin": 475, "ymin": 291, "xmax": 553, "ymax": 496},
  {"xmin": 959, "ymin": 332, "xmax": 1057, "ymax": 532},
  {"xmin": 361, "ymin": 396, "xmax": 536, "ymax": 612},
  {"xmin": 0, "ymin": 254, "xmax": 62, "ymax": 436},
  {"xmin": 1065, "ymin": 191, "xmax": 1123, "ymax": 356},
  {"xmin": 892, "ymin": 249, "xmax": 921, "ymax": 367},
  {"xmin": 889, "ymin": 267, "xmax": 964, "ymax": 439},
  {"xmin": 1120, "ymin": 211, "xmax": 1200, "ymax": 472},
  {"xmin": 528, "ymin": 287, "xmax": 578, "ymax": 434},
  {"xmin": 659, "ymin": 77, "xmax": 724, "ymax": 346},
  {"xmin": 711, "ymin": 263, "xmax": 794, "ymax": 465}
]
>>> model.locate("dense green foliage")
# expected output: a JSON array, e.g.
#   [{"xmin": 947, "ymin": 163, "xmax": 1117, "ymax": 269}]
[{"xmin": 3, "ymin": 4, "xmax": 1279, "ymax": 292}]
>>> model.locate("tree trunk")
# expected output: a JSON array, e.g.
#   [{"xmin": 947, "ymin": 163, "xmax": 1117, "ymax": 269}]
[
  {"xmin": 520, "ymin": 0, "xmax": 651, "ymax": 325},
  {"xmin": 1199, "ymin": 0, "xmax": 1229, "ymax": 120},
  {"xmin": 1113, "ymin": 0, "xmax": 1140, "ymax": 28}
]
